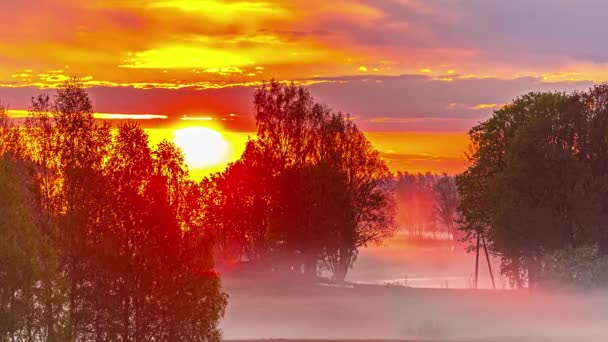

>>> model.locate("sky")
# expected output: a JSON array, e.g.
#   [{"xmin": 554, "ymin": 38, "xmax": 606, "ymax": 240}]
[{"xmin": 1, "ymin": 0, "xmax": 605, "ymax": 178}]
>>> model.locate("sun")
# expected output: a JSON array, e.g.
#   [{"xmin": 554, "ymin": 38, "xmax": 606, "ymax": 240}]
[{"xmin": 173, "ymin": 126, "xmax": 230, "ymax": 169}]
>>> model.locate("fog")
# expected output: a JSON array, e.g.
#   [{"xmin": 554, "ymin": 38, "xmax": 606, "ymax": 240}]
[
  {"xmin": 220, "ymin": 240, "xmax": 608, "ymax": 341},
  {"xmin": 346, "ymin": 238, "xmax": 506, "ymax": 290}
]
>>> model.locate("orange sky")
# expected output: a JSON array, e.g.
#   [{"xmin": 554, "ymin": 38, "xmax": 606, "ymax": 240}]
[
  {"xmin": 146, "ymin": 128, "xmax": 470, "ymax": 180},
  {"xmin": 3, "ymin": 1, "xmax": 608, "ymax": 86},
  {"xmin": 2, "ymin": 0, "xmax": 606, "ymax": 178}
]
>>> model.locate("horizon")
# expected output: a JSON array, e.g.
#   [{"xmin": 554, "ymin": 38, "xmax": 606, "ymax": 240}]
[{"xmin": 3, "ymin": 1, "xmax": 607, "ymax": 178}]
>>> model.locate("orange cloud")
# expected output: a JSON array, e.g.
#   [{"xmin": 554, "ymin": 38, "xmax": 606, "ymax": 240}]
[
  {"xmin": 3, "ymin": 0, "xmax": 608, "ymax": 91},
  {"xmin": 6, "ymin": 109, "xmax": 167, "ymax": 120},
  {"xmin": 467, "ymin": 103, "xmax": 502, "ymax": 110}
]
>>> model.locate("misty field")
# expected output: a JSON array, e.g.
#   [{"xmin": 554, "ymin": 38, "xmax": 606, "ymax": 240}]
[{"xmin": 221, "ymin": 276, "xmax": 608, "ymax": 341}]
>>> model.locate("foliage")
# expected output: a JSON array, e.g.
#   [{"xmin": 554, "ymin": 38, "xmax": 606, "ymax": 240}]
[
  {"xmin": 0, "ymin": 78, "xmax": 396, "ymax": 340},
  {"xmin": 393, "ymin": 172, "xmax": 460, "ymax": 242},
  {"xmin": 542, "ymin": 245, "xmax": 608, "ymax": 289},
  {"xmin": 205, "ymin": 81, "xmax": 395, "ymax": 281},
  {"xmin": 433, "ymin": 175, "xmax": 459, "ymax": 241},
  {"xmin": 0, "ymin": 157, "xmax": 59, "ymax": 341},
  {"xmin": 457, "ymin": 85, "xmax": 608, "ymax": 288},
  {"xmin": 0, "ymin": 79, "xmax": 226, "ymax": 341},
  {"xmin": 0, "ymin": 105, "xmax": 23, "ymax": 157}
]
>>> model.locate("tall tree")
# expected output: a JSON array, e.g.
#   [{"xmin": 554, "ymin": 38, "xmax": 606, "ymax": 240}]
[
  {"xmin": 51, "ymin": 78, "xmax": 112, "ymax": 341},
  {"xmin": 210, "ymin": 81, "xmax": 395, "ymax": 281},
  {"xmin": 433, "ymin": 175, "xmax": 459, "ymax": 243},
  {"xmin": 457, "ymin": 88, "xmax": 608, "ymax": 288},
  {"xmin": 319, "ymin": 112, "xmax": 395, "ymax": 281},
  {"xmin": 1, "ymin": 80, "xmax": 227, "ymax": 341},
  {"xmin": 24, "ymin": 92, "xmax": 65, "ymax": 342},
  {"xmin": 0, "ymin": 157, "xmax": 58, "ymax": 341}
]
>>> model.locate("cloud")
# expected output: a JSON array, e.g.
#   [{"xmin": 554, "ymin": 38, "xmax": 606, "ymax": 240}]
[
  {"xmin": 3, "ymin": 0, "xmax": 608, "ymax": 90},
  {"xmin": 0, "ymin": 74, "xmax": 593, "ymax": 132},
  {"xmin": 305, "ymin": 74, "xmax": 592, "ymax": 130},
  {"xmin": 119, "ymin": 46, "xmax": 255, "ymax": 69}
]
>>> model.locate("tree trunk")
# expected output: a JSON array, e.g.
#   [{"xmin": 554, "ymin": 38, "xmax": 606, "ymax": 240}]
[
  {"xmin": 303, "ymin": 253, "xmax": 318, "ymax": 279},
  {"xmin": 474, "ymin": 232, "xmax": 480, "ymax": 289},
  {"xmin": 68, "ymin": 254, "xmax": 77, "ymax": 342},
  {"xmin": 44, "ymin": 279, "xmax": 57, "ymax": 342},
  {"xmin": 599, "ymin": 237, "xmax": 608, "ymax": 255},
  {"xmin": 527, "ymin": 257, "xmax": 541, "ymax": 290},
  {"xmin": 332, "ymin": 248, "xmax": 352, "ymax": 282}
]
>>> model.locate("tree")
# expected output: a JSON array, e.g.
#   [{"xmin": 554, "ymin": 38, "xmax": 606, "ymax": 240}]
[
  {"xmin": 433, "ymin": 175, "xmax": 459, "ymax": 243},
  {"xmin": 24, "ymin": 93, "xmax": 66, "ymax": 341},
  {"xmin": 49, "ymin": 78, "xmax": 112, "ymax": 341},
  {"xmin": 0, "ymin": 157, "xmax": 59, "ymax": 341},
  {"xmin": 0, "ymin": 80, "xmax": 227, "ymax": 341},
  {"xmin": 101, "ymin": 125, "xmax": 227, "ymax": 342},
  {"xmin": 275, "ymin": 163, "xmax": 352, "ymax": 278},
  {"xmin": 210, "ymin": 81, "xmax": 395, "ymax": 281},
  {"xmin": 457, "ymin": 87, "xmax": 608, "ymax": 288},
  {"xmin": 253, "ymin": 81, "xmax": 325, "ymax": 169},
  {"xmin": 0, "ymin": 104, "xmax": 23, "ymax": 158},
  {"xmin": 149, "ymin": 140, "xmax": 227, "ymax": 342},
  {"xmin": 318, "ymin": 113, "xmax": 395, "ymax": 281},
  {"xmin": 204, "ymin": 139, "xmax": 276, "ymax": 266},
  {"xmin": 541, "ymin": 245, "xmax": 608, "ymax": 289},
  {"xmin": 393, "ymin": 172, "xmax": 443, "ymax": 240}
]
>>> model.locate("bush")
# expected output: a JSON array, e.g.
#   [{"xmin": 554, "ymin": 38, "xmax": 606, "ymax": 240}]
[{"xmin": 542, "ymin": 245, "xmax": 608, "ymax": 289}]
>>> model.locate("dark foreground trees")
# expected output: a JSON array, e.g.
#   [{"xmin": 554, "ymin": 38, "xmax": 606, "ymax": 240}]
[
  {"xmin": 206, "ymin": 81, "xmax": 395, "ymax": 281},
  {"xmin": 0, "ymin": 157, "xmax": 58, "ymax": 341},
  {"xmin": 457, "ymin": 85, "xmax": 608, "ymax": 289},
  {"xmin": 0, "ymin": 79, "xmax": 226, "ymax": 342},
  {"xmin": 0, "ymin": 79, "xmax": 394, "ymax": 340}
]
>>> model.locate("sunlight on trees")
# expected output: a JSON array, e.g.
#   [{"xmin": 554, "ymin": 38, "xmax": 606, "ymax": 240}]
[
  {"xmin": 0, "ymin": 79, "xmax": 227, "ymax": 342},
  {"xmin": 204, "ymin": 81, "xmax": 396, "ymax": 281}
]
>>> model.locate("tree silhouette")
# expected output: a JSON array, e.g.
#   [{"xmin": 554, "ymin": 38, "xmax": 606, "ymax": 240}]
[
  {"xmin": 0, "ymin": 79, "xmax": 227, "ymax": 341},
  {"xmin": 0, "ymin": 157, "xmax": 58, "ymax": 341},
  {"xmin": 433, "ymin": 175, "xmax": 459, "ymax": 243},
  {"xmin": 205, "ymin": 81, "xmax": 395, "ymax": 281}
]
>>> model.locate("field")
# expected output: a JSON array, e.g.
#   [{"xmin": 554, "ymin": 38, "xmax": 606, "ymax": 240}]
[{"xmin": 222, "ymin": 279, "xmax": 608, "ymax": 341}]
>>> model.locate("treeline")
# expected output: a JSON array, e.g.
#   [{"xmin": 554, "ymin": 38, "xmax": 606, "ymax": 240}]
[
  {"xmin": 458, "ymin": 84, "xmax": 608, "ymax": 289},
  {"xmin": 393, "ymin": 172, "xmax": 460, "ymax": 243},
  {"xmin": 0, "ymin": 79, "xmax": 395, "ymax": 340},
  {"xmin": 203, "ymin": 82, "xmax": 395, "ymax": 281},
  {"xmin": 0, "ymin": 80, "xmax": 226, "ymax": 341}
]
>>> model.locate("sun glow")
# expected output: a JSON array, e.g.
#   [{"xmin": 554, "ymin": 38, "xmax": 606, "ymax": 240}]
[{"xmin": 173, "ymin": 126, "xmax": 230, "ymax": 170}]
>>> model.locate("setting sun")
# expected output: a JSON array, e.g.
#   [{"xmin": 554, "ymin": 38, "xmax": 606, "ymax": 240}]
[{"xmin": 173, "ymin": 126, "xmax": 230, "ymax": 169}]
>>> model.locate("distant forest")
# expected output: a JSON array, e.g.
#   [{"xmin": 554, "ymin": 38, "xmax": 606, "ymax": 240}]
[{"xmin": 393, "ymin": 172, "xmax": 460, "ymax": 242}]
